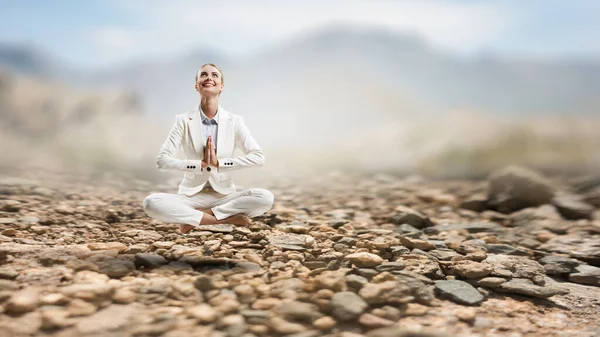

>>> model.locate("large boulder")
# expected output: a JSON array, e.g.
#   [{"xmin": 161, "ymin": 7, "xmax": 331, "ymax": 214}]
[{"xmin": 487, "ymin": 166, "xmax": 555, "ymax": 213}]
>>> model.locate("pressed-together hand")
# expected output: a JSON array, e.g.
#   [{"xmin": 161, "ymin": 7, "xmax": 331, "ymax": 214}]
[
  {"xmin": 201, "ymin": 136, "xmax": 219, "ymax": 169},
  {"xmin": 208, "ymin": 136, "xmax": 219, "ymax": 167},
  {"xmin": 201, "ymin": 137, "xmax": 211, "ymax": 169}
]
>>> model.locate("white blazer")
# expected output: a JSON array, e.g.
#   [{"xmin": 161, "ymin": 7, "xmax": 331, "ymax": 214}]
[{"xmin": 156, "ymin": 105, "xmax": 265, "ymax": 196}]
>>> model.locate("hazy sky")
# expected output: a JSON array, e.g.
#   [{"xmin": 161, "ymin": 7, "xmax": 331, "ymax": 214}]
[{"xmin": 1, "ymin": 0, "xmax": 599, "ymax": 68}]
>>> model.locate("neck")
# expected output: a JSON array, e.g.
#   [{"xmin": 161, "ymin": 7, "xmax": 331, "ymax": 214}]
[{"xmin": 200, "ymin": 96, "xmax": 219, "ymax": 119}]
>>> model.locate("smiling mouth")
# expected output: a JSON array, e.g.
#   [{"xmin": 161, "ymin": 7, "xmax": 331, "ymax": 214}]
[{"xmin": 202, "ymin": 82, "xmax": 215, "ymax": 87}]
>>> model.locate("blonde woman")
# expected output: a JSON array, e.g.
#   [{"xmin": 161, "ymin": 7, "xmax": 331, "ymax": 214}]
[{"xmin": 142, "ymin": 64, "xmax": 274, "ymax": 234}]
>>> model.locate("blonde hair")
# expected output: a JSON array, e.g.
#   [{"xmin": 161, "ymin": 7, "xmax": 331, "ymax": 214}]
[{"xmin": 195, "ymin": 63, "xmax": 224, "ymax": 84}]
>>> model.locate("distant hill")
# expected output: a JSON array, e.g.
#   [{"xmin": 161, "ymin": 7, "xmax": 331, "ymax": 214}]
[
  {"xmin": 1, "ymin": 29, "xmax": 599, "ymax": 177},
  {"xmin": 1, "ymin": 26, "xmax": 598, "ymax": 117},
  {"xmin": 0, "ymin": 43, "xmax": 79, "ymax": 80},
  {"xmin": 1, "ymin": 25, "xmax": 599, "ymax": 150}
]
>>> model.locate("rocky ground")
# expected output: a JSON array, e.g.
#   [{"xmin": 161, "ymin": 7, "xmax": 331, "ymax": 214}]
[{"xmin": 0, "ymin": 165, "xmax": 599, "ymax": 337}]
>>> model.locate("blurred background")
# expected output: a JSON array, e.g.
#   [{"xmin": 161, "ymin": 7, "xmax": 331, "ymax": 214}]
[{"xmin": 0, "ymin": 0, "xmax": 599, "ymax": 184}]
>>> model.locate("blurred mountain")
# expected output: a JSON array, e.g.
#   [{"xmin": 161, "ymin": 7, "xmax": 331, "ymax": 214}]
[
  {"xmin": 0, "ymin": 43, "xmax": 84, "ymax": 81},
  {"xmin": 229, "ymin": 25, "xmax": 600, "ymax": 115},
  {"xmin": 0, "ymin": 69, "xmax": 142, "ymax": 138},
  {"xmin": 0, "ymin": 43, "xmax": 58, "ymax": 77},
  {"xmin": 1, "ymin": 26, "xmax": 599, "ymax": 177},
  {"xmin": 2, "ymin": 26, "xmax": 599, "ymax": 121},
  {"xmin": 77, "ymin": 49, "xmax": 231, "ymax": 118}
]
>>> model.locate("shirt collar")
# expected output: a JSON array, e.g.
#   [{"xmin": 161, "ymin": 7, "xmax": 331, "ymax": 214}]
[{"xmin": 199, "ymin": 105, "xmax": 219, "ymax": 125}]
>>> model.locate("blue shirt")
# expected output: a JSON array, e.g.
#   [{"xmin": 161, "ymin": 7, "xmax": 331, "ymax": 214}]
[
  {"xmin": 199, "ymin": 105, "xmax": 219, "ymax": 154},
  {"xmin": 200, "ymin": 105, "xmax": 218, "ymax": 188}
]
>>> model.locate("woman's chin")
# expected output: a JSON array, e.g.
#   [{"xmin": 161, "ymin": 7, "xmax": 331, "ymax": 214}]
[{"xmin": 200, "ymin": 89, "xmax": 220, "ymax": 97}]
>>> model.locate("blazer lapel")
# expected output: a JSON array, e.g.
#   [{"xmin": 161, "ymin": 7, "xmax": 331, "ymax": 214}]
[
  {"xmin": 187, "ymin": 107, "xmax": 204, "ymax": 159},
  {"xmin": 216, "ymin": 105, "xmax": 232, "ymax": 159}
]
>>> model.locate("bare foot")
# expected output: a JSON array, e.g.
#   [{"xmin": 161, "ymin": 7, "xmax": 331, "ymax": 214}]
[
  {"xmin": 197, "ymin": 208, "xmax": 215, "ymax": 216},
  {"xmin": 179, "ymin": 224, "xmax": 195, "ymax": 234},
  {"xmin": 226, "ymin": 214, "xmax": 250, "ymax": 226}
]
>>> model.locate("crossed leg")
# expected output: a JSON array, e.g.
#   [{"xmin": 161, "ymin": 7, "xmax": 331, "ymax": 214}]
[
  {"xmin": 142, "ymin": 188, "xmax": 274, "ymax": 234},
  {"xmin": 179, "ymin": 208, "xmax": 249, "ymax": 234}
]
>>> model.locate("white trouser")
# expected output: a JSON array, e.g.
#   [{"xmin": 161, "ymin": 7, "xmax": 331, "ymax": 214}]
[{"xmin": 142, "ymin": 186, "xmax": 274, "ymax": 227}]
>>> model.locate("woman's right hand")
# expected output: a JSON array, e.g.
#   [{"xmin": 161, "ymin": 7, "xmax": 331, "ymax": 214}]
[{"xmin": 201, "ymin": 137, "xmax": 211, "ymax": 169}]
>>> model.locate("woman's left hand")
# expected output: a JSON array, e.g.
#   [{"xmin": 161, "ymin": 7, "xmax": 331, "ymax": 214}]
[{"xmin": 208, "ymin": 136, "xmax": 219, "ymax": 167}]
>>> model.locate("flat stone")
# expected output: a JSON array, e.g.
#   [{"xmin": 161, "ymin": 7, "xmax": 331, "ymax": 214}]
[
  {"xmin": 474, "ymin": 277, "xmax": 507, "ymax": 288},
  {"xmin": 75, "ymin": 304, "xmax": 136, "ymax": 334},
  {"xmin": 389, "ymin": 206, "xmax": 434, "ymax": 229},
  {"xmin": 304, "ymin": 261, "xmax": 327, "ymax": 270},
  {"xmin": 97, "ymin": 258, "xmax": 135, "ymax": 278},
  {"xmin": 568, "ymin": 265, "xmax": 600, "ymax": 286},
  {"xmin": 135, "ymin": 230, "xmax": 163, "ymax": 241},
  {"xmin": 395, "ymin": 224, "xmax": 422, "ymax": 234},
  {"xmin": 366, "ymin": 327, "xmax": 448, "ymax": 337},
  {"xmin": 344, "ymin": 252, "xmax": 384, "ymax": 268},
  {"xmin": 358, "ymin": 313, "xmax": 394, "ymax": 328},
  {"xmin": 234, "ymin": 261, "xmax": 264, "ymax": 273},
  {"xmin": 539, "ymin": 255, "xmax": 580, "ymax": 275},
  {"xmin": 427, "ymin": 222, "xmax": 501, "ymax": 234},
  {"xmin": 152, "ymin": 241, "xmax": 174, "ymax": 249},
  {"xmin": 434, "ymin": 280, "xmax": 484, "ymax": 305},
  {"xmin": 485, "ymin": 254, "xmax": 546, "ymax": 282},
  {"xmin": 357, "ymin": 229, "xmax": 395, "ymax": 235},
  {"xmin": 345, "ymin": 274, "xmax": 369, "ymax": 290},
  {"xmin": 276, "ymin": 221, "xmax": 310, "ymax": 234},
  {"xmin": 428, "ymin": 249, "xmax": 460, "ymax": 261},
  {"xmin": 274, "ymin": 244, "xmax": 306, "ymax": 251},
  {"xmin": 135, "ymin": 253, "xmax": 168, "ymax": 269},
  {"xmin": 268, "ymin": 234, "xmax": 314, "ymax": 247},
  {"xmin": 361, "ymin": 274, "xmax": 434, "ymax": 305},
  {"xmin": 552, "ymin": 194, "xmax": 595, "ymax": 220},
  {"xmin": 397, "ymin": 255, "xmax": 444, "ymax": 279},
  {"xmin": 375, "ymin": 262, "xmax": 406, "ymax": 272},
  {"xmin": 539, "ymin": 237, "xmax": 600, "ymax": 266},
  {"xmin": 486, "ymin": 244, "xmax": 529, "ymax": 256},
  {"xmin": 451, "ymin": 260, "xmax": 493, "ymax": 279},
  {"xmin": 195, "ymin": 224, "xmax": 235, "ymax": 233},
  {"xmin": 330, "ymin": 291, "xmax": 368, "ymax": 321},
  {"xmin": 497, "ymin": 278, "xmax": 570, "ymax": 298},
  {"xmin": 179, "ymin": 256, "xmax": 236, "ymax": 268},
  {"xmin": 400, "ymin": 237, "xmax": 436, "ymax": 251},
  {"xmin": 87, "ymin": 242, "xmax": 127, "ymax": 252}
]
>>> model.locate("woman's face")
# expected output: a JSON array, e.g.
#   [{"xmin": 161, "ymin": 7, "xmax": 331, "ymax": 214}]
[{"xmin": 195, "ymin": 65, "xmax": 224, "ymax": 97}]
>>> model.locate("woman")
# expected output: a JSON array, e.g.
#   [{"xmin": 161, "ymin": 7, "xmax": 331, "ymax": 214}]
[{"xmin": 142, "ymin": 63, "xmax": 274, "ymax": 234}]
